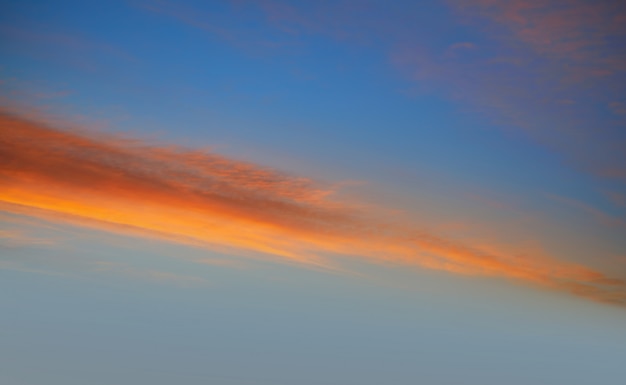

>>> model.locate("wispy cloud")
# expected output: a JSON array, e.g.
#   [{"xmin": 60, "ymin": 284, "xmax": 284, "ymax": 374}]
[
  {"xmin": 1, "ymin": 111, "xmax": 625, "ymax": 305},
  {"xmin": 200, "ymin": 0, "xmax": 626, "ymax": 182},
  {"xmin": 91, "ymin": 261, "xmax": 208, "ymax": 287},
  {"xmin": 0, "ymin": 257, "xmax": 208, "ymax": 287},
  {"xmin": 452, "ymin": 0, "xmax": 626, "ymax": 71},
  {"xmin": 0, "ymin": 24, "xmax": 135, "ymax": 72},
  {"xmin": 446, "ymin": 0, "xmax": 626, "ymax": 178},
  {"xmin": 605, "ymin": 190, "xmax": 626, "ymax": 208},
  {"xmin": 0, "ymin": 229, "xmax": 55, "ymax": 248},
  {"xmin": 548, "ymin": 194, "xmax": 626, "ymax": 228},
  {"xmin": 134, "ymin": 0, "xmax": 304, "ymax": 55}
]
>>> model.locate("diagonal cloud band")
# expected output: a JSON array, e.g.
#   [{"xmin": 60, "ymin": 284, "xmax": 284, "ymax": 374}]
[{"xmin": 1, "ymin": 111, "xmax": 624, "ymax": 305}]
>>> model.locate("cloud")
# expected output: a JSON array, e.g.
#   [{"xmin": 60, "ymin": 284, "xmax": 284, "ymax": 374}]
[
  {"xmin": 446, "ymin": 0, "xmax": 626, "ymax": 179},
  {"xmin": 91, "ymin": 261, "xmax": 208, "ymax": 287},
  {"xmin": 134, "ymin": 0, "xmax": 305, "ymax": 55},
  {"xmin": 1, "ymin": 111, "xmax": 625, "ymax": 305},
  {"xmin": 0, "ymin": 24, "xmax": 135, "ymax": 72},
  {"xmin": 188, "ymin": 0, "xmax": 626, "ymax": 183},
  {"xmin": 224, "ymin": 0, "xmax": 626, "ymax": 183},
  {"xmin": 609, "ymin": 101, "xmax": 626, "ymax": 116},
  {"xmin": 453, "ymin": 0, "xmax": 626, "ymax": 67},
  {"xmin": 0, "ymin": 257, "xmax": 207, "ymax": 287},
  {"xmin": 0, "ymin": 229, "xmax": 55, "ymax": 248},
  {"xmin": 548, "ymin": 194, "xmax": 626, "ymax": 228},
  {"xmin": 605, "ymin": 190, "xmax": 626, "ymax": 208}
]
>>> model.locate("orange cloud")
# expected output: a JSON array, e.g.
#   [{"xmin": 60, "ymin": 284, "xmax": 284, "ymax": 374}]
[
  {"xmin": 453, "ymin": 0, "xmax": 626, "ymax": 65},
  {"xmin": 1, "ymin": 111, "xmax": 625, "ymax": 305}
]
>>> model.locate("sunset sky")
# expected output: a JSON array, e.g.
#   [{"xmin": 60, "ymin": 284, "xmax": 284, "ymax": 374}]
[{"xmin": 1, "ymin": 1, "xmax": 626, "ymax": 384}]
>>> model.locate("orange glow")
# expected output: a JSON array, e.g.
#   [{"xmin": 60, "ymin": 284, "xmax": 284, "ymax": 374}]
[{"xmin": 1, "ymin": 111, "xmax": 624, "ymax": 305}]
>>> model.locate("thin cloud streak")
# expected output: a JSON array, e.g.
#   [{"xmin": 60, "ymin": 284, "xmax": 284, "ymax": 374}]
[
  {"xmin": 0, "ymin": 229, "xmax": 55, "ymax": 248},
  {"xmin": 1, "ymin": 111, "xmax": 625, "ymax": 305},
  {"xmin": 548, "ymin": 194, "xmax": 626, "ymax": 228}
]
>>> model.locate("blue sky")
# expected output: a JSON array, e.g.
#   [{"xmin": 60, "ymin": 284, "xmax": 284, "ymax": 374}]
[{"xmin": 1, "ymin": 1, "xmax": 626, "ymax": 384}]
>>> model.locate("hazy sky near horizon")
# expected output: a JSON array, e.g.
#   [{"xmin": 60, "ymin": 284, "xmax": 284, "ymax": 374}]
[{"xmin": 1, "ymin": 1, "xmax": 626, "ymax": 384}]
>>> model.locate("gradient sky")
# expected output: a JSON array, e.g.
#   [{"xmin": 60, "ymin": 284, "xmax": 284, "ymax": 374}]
[{"xmin": 1, "ymin": 1, "xmax": 626, "ymax": 384}]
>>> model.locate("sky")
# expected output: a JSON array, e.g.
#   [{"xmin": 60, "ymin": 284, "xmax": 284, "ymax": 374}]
[{"xmin": 1, "ymin": 1, "xmax": 626, "ymax": 384}]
